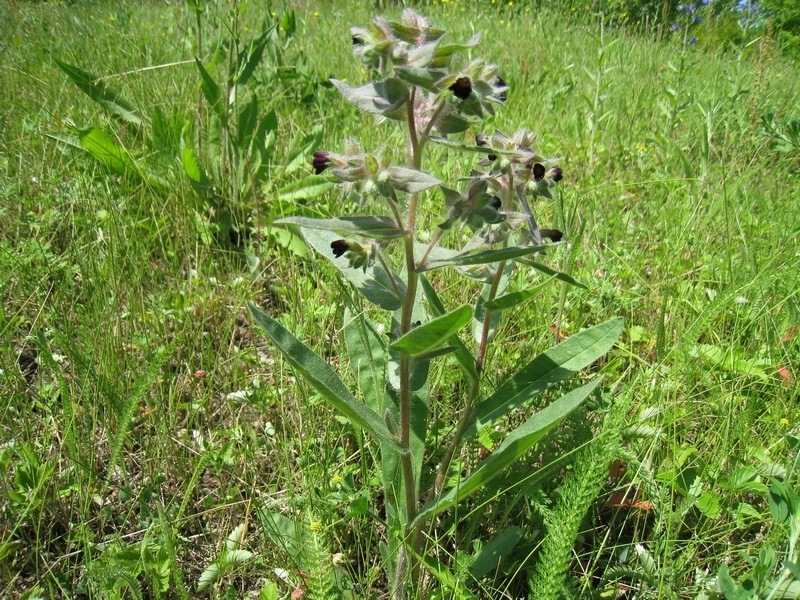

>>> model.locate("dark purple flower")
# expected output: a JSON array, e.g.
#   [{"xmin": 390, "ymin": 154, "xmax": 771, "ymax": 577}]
[
  {"xmin": 490, "ymin": 196, "xmax": 502, "ymax": 209},
  {"xmin": 352, "ymin": 34, "xmax": 365, "ymax": 46},
  {"xmin": 476, "ymin": 134, "xmax": 489, "ymax": 147},
  {"xmin": 487, "ymin": 154, "xmax": 497, "ymax": 161},
  {"xmin": 540, "ymin": 228, "xmax": 563, "ymax": 242},
  {"xmin": 313, "ymin": 151, "xmax": 332, "ymax": 174},
  {"xmin": 551, "ymin": 166, "xmax": 563, "ymax": 182},
  {"xmin": 529, "ymin": 162, "xmax": 546, "ymax": 182},
  {"xmin": 494, "ymin": 75, "xmax": 507, "ymax": 102},
  {"xmin": 449, "ymin": 77, "xmax": 472, "ymax": 100},
  {"xmin": 331, "ymin": 239, "xmax": 349, "ymax": 258}
]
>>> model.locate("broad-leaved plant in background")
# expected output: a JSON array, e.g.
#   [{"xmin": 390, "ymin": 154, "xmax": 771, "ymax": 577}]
[{"xmin": 250, "ymin": 8, "xmax": 623, "ymax": 597}]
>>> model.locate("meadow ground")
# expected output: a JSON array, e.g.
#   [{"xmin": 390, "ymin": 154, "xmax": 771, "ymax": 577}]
[{"xmin": 1, "ymin": 0, "xmax": 799, "ymax": 598}]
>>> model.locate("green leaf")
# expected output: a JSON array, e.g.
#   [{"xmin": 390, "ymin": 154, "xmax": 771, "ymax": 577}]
[
  {"xmin": 385, "ymin": 166, "xmax": 442, "ymax": 194},
  {"xmin": 181, "ymin": 140, "xmax": 210, "ymax": 188},
  {"xmin": 257, "ymin": 509, "xmax": 301, "ymax": 559},
  {"xmin": 237, "ymin": 94, "xmax": 259, "ymax": 149},
  {"xmin": 415, "ymin": 378, "xmax": 602, "ymax": 527},
  {"xmin": 390, "ymin": 305, "xmax": 472, "ymax": 358},
  {"xmin": 344, "ymin": 309, "xmax": 388, "ymax": 414},
  {"xmin": 523, "ymin": 260, "xmax": 587, "ymax": 289},
  {"xmin": 331, "ymin": 78, "xmax": 408, "ymax": 120},
  {"xmin": 768, "ymin": 479, "xmax": 797, "ymax": 525},
  {"xmin": 276, "ymin": 215, "xmax": 407, "ymax": 239},
  {"xmin": 469, "ymin": 527, "xmax": 525, "ymax": 579},
  {"xmin": 277, "ymin": 175, "xmax": 334, "ymax": 201},
  {"xmin": 249, "ymin": 304, "xmax": 401, "ymax": 451},
  {"xmin": 76, "ymin": 127, "xmax": 141, "ymax": 179},
  {"xmin": 52, "ymin": 57, "xmax": 143, "ymax": 125},
  {"xmin": 465, "ymin": 317, "xmax": 624, "ymax": 437},
  {"xmin": 484, "ymin": 277, "xmax": 556, "ymax": 310},
  {"xmin": 299, "ymin": 227, "xmax": 405, "ymax": 311},
  {"xmin": 418, "ymin": 245, "xmax": 552, "ymax": 272},
  {"xmin": 283, "ymin": 125, "xmax": 322, "ymax": 175},
  {"xmin": 233, "ymin": 23, "xmax": 276, "ymax": 87},
  {"xmin": 420, "ymin": 276, "xmax": 478, "ymax": 382},
  {"xmin": 195, "ymin": 58, "xmax": 226, "ymax": 124},
  {"xmin": 692, "ymin": 344, "xmax": 769, "ymax": 380},
  {"xmin": 197, "ymin": 563, "xmax": 220, "ymax": 591},
  {"xmin": 418, "ymin": 555, "xmax": 474, "ymax": 600}
]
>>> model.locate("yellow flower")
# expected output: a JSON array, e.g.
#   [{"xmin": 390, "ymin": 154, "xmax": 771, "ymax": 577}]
[
  {"xmin": 781, "ymin": 418, "xmax": 790, "ymax": 426},
  {"xmin": 309, "ymin": 521, "xmax": 323, "ymax": 533},
  {"xmin": 330, "ymin": 474, "xmax": 343, "ymax": 485}
]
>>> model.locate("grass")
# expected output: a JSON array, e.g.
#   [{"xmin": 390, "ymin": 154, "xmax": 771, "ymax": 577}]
[{"xmin": 1, "ymin": 0, "xmax": 799, "ymax": 597}]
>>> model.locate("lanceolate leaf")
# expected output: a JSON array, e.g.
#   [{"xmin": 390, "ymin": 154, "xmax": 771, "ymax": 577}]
[
  {"xmin": 195, "ymin": 59, "xmax": 226, "ymax": 124},
  {"xmin": 420, "ymin": 276, "xmax": 478, "ymax": 382},
  {"xmin": 523, "ymin": 260, "xmax": 587, "ymax": 289},
  {"xmin": 76, "ymin": 127, "xmax": 141, "ymax": 179},
  {"xmin": 390, "ymin": 305, "xmax": 472, "ymax": 358},
  {"xmin": 276, "ymin": 216, "xmax": 407, "ymax": 239},
  {"xmin": 277, "ymin": 175, "xmax": 334, "ymax": 201},
  {"xmin": 248, "ymin": 304, "xmax": 401, "ymax": 451},
  {"xmin": 233, "ymin": 23, "xmax": 276, "ymax": 87},
  {"xmin": 343, "ymin": 309, "xmax": 388, "ymax": 414},
  {"xmin": 300, "ymin": 227, "xmax": 405, "ymax": 311},
  {"xmin": 331, "ymin": 78, "xmax": 408, "ymax": 119},
  {"xmin": 418, "ymin": 244, "xmax": 552, "ymax": 272},
  {"xmin": 465, "ymin": 317, "xmax": 624, "ymax": 437},
  {"xmin": 53, "ymin": 57, "xmax": 143, "ymax": 125},
  {"xmin": 385, "ymin": 166, "xmax": 442, "ymax": 194},
  {"xmin": 414, "ymin": 377, "xmax": 603, "ymax": 527},
  {"xmin": 484, "ymin": 276, "xmax": 556, "ymax": 310}
]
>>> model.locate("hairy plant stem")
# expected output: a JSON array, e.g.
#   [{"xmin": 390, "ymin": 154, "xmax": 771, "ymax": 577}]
[{"xmin": 396, "ymin": 86, "xmax": 424, "ymax": 594}]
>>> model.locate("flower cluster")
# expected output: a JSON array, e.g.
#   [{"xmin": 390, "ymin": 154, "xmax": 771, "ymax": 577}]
[{"xmin": 333, "ymin": 8, "xmax": 507, "ymax": 136}]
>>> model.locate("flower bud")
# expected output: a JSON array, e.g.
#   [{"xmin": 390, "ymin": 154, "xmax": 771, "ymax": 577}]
[
  {"xmin": 551, "ymin": 166, "xmax": 563, "ymax": 182},
  {"xmin": 313, "ymin": 151, "xmax": 332, "ymax": 175},
  {"xmin": 449, "ymin": 77, "xmax": 472, "ymax": 100},
  {"xmin": 476, "ymin": 134, "xmax": 489, "ymax": 147},
  {"xmin": 330, "ymin": 239, "xmax": 350, "ymax": 258},
  {"xmin": 540, "ymin": 228, "xmax": 563, "ymax": 242}
]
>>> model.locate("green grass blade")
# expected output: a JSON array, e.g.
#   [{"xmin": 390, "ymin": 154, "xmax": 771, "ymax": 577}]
[
  {"xmin": 465, "ymin": 317, "xmax": 624, "ymax": 437},
  {"xmin": 249, "ymin": 304, "xmax": 401, "ymax": 452}
]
